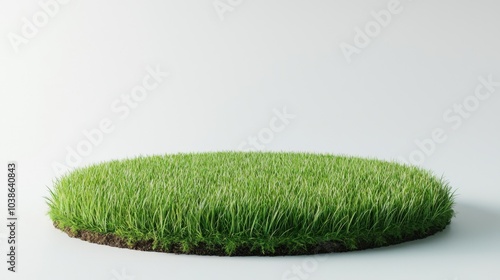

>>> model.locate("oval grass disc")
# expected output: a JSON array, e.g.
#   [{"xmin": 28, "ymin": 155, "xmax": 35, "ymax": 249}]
[{"xmin": 47, "ymin": 152, "xmax": 455, "ymax": 256}]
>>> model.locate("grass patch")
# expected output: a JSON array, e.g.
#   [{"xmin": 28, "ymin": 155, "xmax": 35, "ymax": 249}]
[{"xmin": 47, "ymin": 152, "xmax": 455, "ymax": 256}]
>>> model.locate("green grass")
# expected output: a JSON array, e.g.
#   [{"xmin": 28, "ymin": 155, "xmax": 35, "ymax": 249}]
[{"xmin": 47, "ymin": 152, "xmax": 455, "ymax": 255}]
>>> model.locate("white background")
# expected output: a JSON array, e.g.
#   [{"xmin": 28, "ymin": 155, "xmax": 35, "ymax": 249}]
[{"xmin": 1, "ymin": 0, "xmax": 499, "ymax": 279}]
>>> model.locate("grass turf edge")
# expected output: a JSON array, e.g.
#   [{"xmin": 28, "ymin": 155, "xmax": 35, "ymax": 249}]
[{"xmin": 53, "ymin": 220, "xmax": 452, "ymax": 256}]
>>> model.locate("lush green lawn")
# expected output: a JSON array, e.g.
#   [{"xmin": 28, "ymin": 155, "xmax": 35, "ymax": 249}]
[{"xmin": 47, "ymin": 152, "xmax": 455, "ymax": 255}]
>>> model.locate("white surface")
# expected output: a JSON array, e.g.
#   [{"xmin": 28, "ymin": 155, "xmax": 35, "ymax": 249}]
[{"xmin": 1, "ymin": 0, "xmax": 499, "ymax": 279}]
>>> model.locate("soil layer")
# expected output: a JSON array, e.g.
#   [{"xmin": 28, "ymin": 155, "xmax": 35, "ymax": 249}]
[{"xmin": 54, "ymin": 222, "xmax": 450, "ymax": 256}]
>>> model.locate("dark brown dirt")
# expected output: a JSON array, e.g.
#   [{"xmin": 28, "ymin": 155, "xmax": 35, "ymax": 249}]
[{"xmin": 54, "ymin": 222, "xmax": 449, "ymax": 256}]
